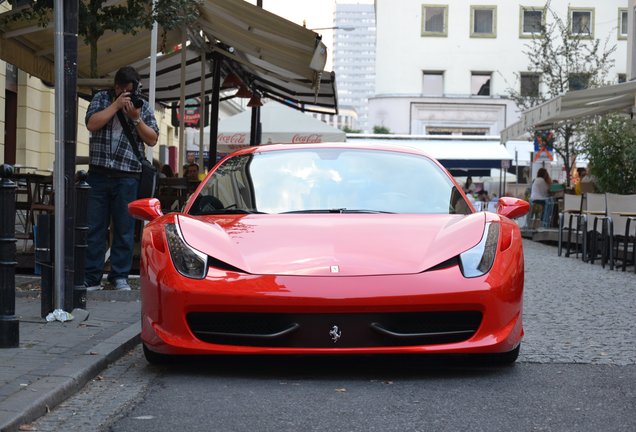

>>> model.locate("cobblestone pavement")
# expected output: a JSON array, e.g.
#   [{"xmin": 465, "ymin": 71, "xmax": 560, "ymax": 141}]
[{"xmin": 520, "ymin": 239, "xmax": 635, "ymax": 365}]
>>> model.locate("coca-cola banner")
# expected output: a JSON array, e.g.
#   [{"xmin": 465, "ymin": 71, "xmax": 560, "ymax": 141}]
[
  {"xmin": 194, "ymin": 102, "xmax": 346, "ymax": 154},
  {"xmin": 291, "ymin": 134, "xmax": 323, "ymax": 144},
  {"xmin": 217, "ymin": 133, "xmax": 248, "ymax": 145},
  {"xmin": 199, "ymin": 132, "xmax": 345, "ymax": 154},
  {"xmin": 216, "ymin": 133, "xmax": 324, "ymax": 146}
]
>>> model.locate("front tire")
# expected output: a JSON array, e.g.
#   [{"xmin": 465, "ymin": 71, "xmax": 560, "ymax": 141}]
[
  {"xmin": 490, "ymin": 344, "xmax": 520, "ymax": 365},
  {"xmin": 143, "ymin": 343, "xmax": 173, "ymax": 365},
  {"xmin": 472, "ymin": 344, "xmax": 520, "ymax": 366}
]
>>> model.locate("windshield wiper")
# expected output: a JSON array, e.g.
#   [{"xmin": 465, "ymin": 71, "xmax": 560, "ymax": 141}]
[
  {"xmin": 340, "ymin": 209, "xmax": 395, "ymax": 214},
  {"xmin": 280, "ymin": 208, "xmax": 394, "ymax": 214},
  {"xmin": 193, "ymin": 209, "xmax": 266, "ymax": 215},
  {"xmin": 220, "ymin": 209, "xmax": 266, "ymax": 214}
]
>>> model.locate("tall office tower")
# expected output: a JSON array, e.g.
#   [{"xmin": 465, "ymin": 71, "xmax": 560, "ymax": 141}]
[{"xmin": 333, "ymin": 3, "xmax": 376, "ymax": 132}]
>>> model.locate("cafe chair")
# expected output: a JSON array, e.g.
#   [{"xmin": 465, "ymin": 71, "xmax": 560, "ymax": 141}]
[
  {"xmin": 606, "ymin": 193, "xmax": 636, "ymax": 272},
  {"xmin": 13, "ymin": 172, "xmax": 53, "ymax": 248},
  {"xmin": 157, "ymin": 177, "xmax": 190, "ymax": 212},
  {"xmin": 584, "ymin": 192, "xmax": 612, "ymax": 269},
  {"xmin": 558, "ymin": 193, "xmax": 585, "ymax": 259}
]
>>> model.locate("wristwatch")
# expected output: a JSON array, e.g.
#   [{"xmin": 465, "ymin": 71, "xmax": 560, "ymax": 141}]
[{"xmin": 132, "ymin": 118, "xmax": 141, "ymax": 126}]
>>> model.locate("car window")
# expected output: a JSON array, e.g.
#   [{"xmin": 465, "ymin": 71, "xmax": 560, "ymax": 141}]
[{"xmin": 189, "ymin": 148, "xmax": 471, "ymax": 215}]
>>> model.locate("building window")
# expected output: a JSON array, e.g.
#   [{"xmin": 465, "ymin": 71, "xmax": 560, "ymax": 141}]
[
  {"xmin": 471, "ymin": 6, "xmax": 496, "ymax": 38},
  {"xmin": 461, "ymin": 129, "xmax": 488, "ymax": 136},
  {"xmin": 471, "ymin": 72, "xmax": 492, "ymax": 96},
  {"xmin": 421, "ymin": 5, "xmax": 448, "ymax": 37},
  {"xmin": 569, "ymin": 8, "xmax": 593, "ymax": 38},
  {"xmin": 427, "ymin": 128, "xmax": 453, "ymax": 136},
  {"xmin": 619, "ymin": 8, "xmax": 628, "ymax": 40},
  {"xmin": 422, "ymin": 71, "xmax": 444, "ymax": 96},
  {"xmin": 520, "ymin": 6, "xmax": 544, "ymax": 37},
  {"xmin": 569, "ymin": 73, "xmax": 590, "ymax": 91},
  {"xmin": 618, "ymin": 73, "xmax": 627, "ymax": 83},
  {"xmin": 520, "ymin": 73, "xmax": 540, "ymax": 97}
]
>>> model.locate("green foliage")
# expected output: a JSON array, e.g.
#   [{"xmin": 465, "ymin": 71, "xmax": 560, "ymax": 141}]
[
  {"xmin": 342, "ymin": 126, "xmax": 362, "ymax": 133},
  {"xmin": 581, "ymin": 114, "xmax": 636, "ymax": 194},
  {"xmin": 2, "ymin": 0, "xmax": 201, "ymax": 77},
  {"xmin": 154, "ymin": 0, "xmax": 201, "ymax": 32},
  {"xmin": 372, "ymin": 125, "xmax": 390, "ymax": 134}
]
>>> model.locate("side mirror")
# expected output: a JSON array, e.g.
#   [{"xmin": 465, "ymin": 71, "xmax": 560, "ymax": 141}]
[
  {"xmin": 497, "ymin": 197, "xmax": 530, "ymax": 219},
  {"xmin": 128, "ymin": 198, "xmax": 163, "ymax": 221}
]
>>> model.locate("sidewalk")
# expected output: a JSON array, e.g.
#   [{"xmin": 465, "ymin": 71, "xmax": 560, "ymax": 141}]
[{"xmin": 0, "ymin": 275, "xmax": 141, "ymax": 432}]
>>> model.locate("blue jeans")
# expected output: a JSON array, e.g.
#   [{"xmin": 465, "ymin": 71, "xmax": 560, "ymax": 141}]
[{"xmin": 85, "ymin": 172, "xmax": 139, "ymax": 286}]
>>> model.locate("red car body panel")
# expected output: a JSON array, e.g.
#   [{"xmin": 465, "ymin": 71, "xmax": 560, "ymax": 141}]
[
  {"xmin": 130, "ymin": 143, "xmax": 527, "ymax": 359},
  {"xmin": 137, "ymin": 213, "xmax": 524, "ymax": 356}
]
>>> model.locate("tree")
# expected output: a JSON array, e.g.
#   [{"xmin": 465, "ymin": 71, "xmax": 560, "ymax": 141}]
[
  {"xmin": 506, "ymin": 1, "xmax": 616, "ymax": 187},
  {"xmin": 581, "ymin": 114, "xmax": 636, "ymax": 194},
  {"xmin": 373, "ymin": 125, "xmax": 390, "ymax": 134},
  {"xmin": 2, "ymin": 0, "xmax": 201, "ymax": 77},
  {"xmin": 342, "ymin": 126, "xmax": 362, "ymax": 133}
]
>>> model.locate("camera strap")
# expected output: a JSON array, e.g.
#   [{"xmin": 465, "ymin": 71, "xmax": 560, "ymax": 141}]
[{"xmin": 116, "ymin": 110, "xmax": 145, "ymax": 163}]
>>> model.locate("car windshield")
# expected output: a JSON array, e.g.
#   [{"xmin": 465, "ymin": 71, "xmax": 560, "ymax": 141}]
[{"xmin": 188, "ymin": 148, "xmax": 471, "ymax": 215}]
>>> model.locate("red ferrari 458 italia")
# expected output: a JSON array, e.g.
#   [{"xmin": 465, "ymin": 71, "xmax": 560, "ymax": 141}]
[{"xmin": 129, "ymin": 142, "xmax": 529, "ymax": 364}]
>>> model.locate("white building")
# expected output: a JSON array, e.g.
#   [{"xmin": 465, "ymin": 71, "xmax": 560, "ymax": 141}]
[
  {"xmin": 313, "ymin": 105, "xmax": 358, "ymax": 131},
  {"xmin": 370, "ymin": 0, "xmax": 628, "ymax": 136},
  {"xmin": 333, "ymin": 3, "xmax": 376, "ymax": 132}
]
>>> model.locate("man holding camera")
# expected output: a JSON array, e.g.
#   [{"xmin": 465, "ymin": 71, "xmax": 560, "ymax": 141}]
[{"xmin": 84, "ymin": 66, "xmax": 159, "ymax": 291}]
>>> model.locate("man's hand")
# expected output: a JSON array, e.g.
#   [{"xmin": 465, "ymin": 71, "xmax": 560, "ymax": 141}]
[
  {"xmin": 121, "ymin": 96, "xmax": 141, "ymax": 122},
  {"xmin": 114, "ymin": 91, "xmax": 131, "ymax": 110},
  {"xmin": 87, "ymin": 91, "xmax": 137, "ymax": 132}
]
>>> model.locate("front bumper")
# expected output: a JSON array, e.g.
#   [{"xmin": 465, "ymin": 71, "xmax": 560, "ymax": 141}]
[{"xmin": 140, "ymin": 252, "xmax": 524, "ymax": 356}]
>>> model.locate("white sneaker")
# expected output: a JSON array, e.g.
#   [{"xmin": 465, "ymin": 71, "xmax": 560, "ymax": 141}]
[
  {"xmin": 113, "ymin": 279, "xmax": 132, "ymax": 291},
  {"xmin": 84, "ymin": 283, "xmax": 103, "ymax": 291}
]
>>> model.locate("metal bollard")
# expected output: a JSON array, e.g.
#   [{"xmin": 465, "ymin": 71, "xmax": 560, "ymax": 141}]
[
  {"xmin": 0, "ymin": 164, "xmax": 19, "ymax": 348},
  {"xmin": 36, "ymin": 213, "xmax": 53, "ymax": 318},
  {"xmin": 73, "ymin": 170, "xmax": 90, "ymax": 309}
]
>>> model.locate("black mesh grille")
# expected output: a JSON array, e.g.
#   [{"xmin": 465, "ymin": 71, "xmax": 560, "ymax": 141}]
[{"xmin": 186, "ymin": 311, "xmax": 482, "ymax": 348}]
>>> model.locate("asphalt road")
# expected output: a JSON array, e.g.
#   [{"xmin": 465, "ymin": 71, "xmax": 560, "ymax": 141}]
[
  {"xmin": 116, "ymin": 356, "xmax": 636, "ymax": 432},
  {"xmin": 26, "ymin": 240, "xmax": 636, "ymax": 431}
]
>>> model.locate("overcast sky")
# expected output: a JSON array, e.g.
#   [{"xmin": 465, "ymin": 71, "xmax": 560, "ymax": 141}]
[{"xmin": 247, "ymin": 0, "xmax": 374, "ymax": 70}]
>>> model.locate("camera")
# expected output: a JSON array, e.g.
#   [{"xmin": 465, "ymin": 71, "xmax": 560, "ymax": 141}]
[{"xmin": 130, "ymin": 80, "xmax": 144, "ymax": 109}]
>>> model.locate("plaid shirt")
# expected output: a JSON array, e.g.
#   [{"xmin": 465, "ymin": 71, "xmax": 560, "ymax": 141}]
[{"xmin": 85, "ymin": 90, "xmax": 159, "ymax": 173}]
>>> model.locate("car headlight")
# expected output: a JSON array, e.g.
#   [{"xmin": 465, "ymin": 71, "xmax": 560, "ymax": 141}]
[
  {"xmin": 165, "ymin": 223, "xmax": 208, "ymax": 279},
  {"xmin": 459, "ymin": 222, "xmax": 499, "ymax": 278}
]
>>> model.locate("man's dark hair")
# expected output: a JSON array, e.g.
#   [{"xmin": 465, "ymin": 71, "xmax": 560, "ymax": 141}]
[{"xmin": 114, "ymin": 66, "xmax": 140, "ymax": 87}]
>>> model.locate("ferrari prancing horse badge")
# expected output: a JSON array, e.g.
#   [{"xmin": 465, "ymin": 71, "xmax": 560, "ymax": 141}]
[{"xmin": 329, "ymin": 325, "xmax": 342, "ymax": 343}]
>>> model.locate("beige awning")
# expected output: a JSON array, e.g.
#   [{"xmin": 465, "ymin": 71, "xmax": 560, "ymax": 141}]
[
  {"xmin": 501, "ymin": 80, "xmax": 636, "ymax": 142},
  {"xmin": 0, "ymin": 0, "xmax": 336, "ymax": 112},
  {"xmin": 0, "ymin": 7, "xmax": 172, "ymax": 83},
  {"xmin": 128, "ymin": 45, "xmax": 338, "ymax": 114}
]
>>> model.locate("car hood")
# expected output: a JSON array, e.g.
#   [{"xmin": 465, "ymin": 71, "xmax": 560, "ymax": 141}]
[{"xmin": 177, "ymin": 213, "xmax": 486, "ymax": 276}]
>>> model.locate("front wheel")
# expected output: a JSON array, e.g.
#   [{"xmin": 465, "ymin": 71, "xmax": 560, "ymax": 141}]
[
  {"xmin": 472, "ymin": 344, "xmax": 520, "ymax": 366},
  {"xmin": 489, "ymin": 344, "xmax": 520, "ymax": 365},
  {"xmin": 143, "ymin": 343, "xmax": 173, "ymax": 365}
]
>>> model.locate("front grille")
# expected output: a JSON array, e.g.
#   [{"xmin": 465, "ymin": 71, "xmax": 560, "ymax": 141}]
[{"xmin": 186, "ymin": 311, "xmax": 482, "ymax": 348}]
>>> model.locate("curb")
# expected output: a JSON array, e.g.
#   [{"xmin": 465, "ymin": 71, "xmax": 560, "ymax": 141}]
[
  {"xmin": 15, "ymin": 288, "xmax": 140, "ymax": 302},
  {"xmin": 14, "ymin": 275, "xmax": 141, "ymax": 302},
  {"xmin": 0, "ymin": 323, "xmax": 140, "ymax": 432}
]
